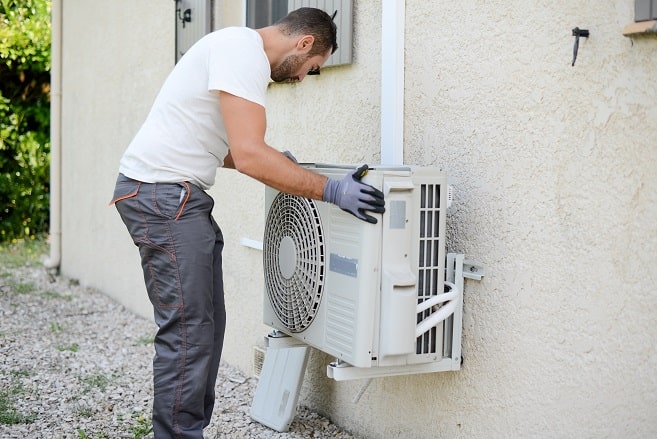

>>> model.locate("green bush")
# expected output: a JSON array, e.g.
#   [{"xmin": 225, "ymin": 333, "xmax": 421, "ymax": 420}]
[{"xmin": 0, "ymin": 0, "xmax": 51, "ymax": 241}]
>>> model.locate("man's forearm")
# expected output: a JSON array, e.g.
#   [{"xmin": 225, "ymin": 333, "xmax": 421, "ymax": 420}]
[{"xmin": 232, "ymin": 144, "xmax": 327, "ymax": 200}]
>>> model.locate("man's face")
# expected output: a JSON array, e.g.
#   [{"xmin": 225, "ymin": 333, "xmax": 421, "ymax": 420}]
[{"xmin": 271, "ymin": 50, "xmax": 331, "ymax": 83}]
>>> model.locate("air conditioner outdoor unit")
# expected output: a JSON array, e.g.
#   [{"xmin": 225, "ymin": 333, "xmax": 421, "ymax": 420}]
[
  {"xmin": 252, "ymin": 164, "xmax": 484, "ymax": 431},
  {"xmin": 262, "ymin": 164, "xmax": 456, "ymax": 370}
]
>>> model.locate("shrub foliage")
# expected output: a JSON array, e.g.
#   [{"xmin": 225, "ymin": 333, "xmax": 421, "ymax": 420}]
[{"xmin": 0, "ymin": 0, "xmax": 51, "ymax": 241}]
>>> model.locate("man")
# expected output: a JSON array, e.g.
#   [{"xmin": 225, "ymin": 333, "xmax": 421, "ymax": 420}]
[{"xmin": 111, "ymin": 7, "xmax": 384, "ymax": 438}]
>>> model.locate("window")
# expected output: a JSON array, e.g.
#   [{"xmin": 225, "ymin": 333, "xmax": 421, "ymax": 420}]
[
  {"xmin": 246, "ymin": 0, "xmax": 288, "ymax": 29},
  {"xmin": 623, "ymin": 0, "xmax": 657, "ymax": 36},
  {"xmin": 244, "ymin": 0, "xmax": 353, "ymax": 68},
  {"xmin": 634, "ymin": 0, "xmax": 657, "ymax": 21}
]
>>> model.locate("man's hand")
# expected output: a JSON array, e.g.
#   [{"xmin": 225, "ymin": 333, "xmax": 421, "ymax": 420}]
[{"xmin": 322, "ymin": 165, "xmax": 385, "ymax": 224}]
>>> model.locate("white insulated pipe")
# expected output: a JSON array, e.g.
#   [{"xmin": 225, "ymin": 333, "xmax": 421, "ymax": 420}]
[
  {"xmin": 380, "ymin": 0, "xmax": 405, "ymax": 165},
  {"xmin": 415, "ymin": 282, "xmax": 460, "ymax": 338}
]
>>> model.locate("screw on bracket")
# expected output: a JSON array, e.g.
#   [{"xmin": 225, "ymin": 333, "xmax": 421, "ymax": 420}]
[{"xmin": 571, "ymin": 27, "xmax": 590, "ymax": 66}]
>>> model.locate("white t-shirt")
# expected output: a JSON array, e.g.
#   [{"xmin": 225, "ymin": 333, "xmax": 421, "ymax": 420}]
[{"xmin": 119, "ymin": 27, "xmax": 271, "ymax": 190}]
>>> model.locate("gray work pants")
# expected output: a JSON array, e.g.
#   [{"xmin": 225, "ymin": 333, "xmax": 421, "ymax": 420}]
[{"xmin": 112, "ymin": 174, "xmax": 226, "ymax": 438}]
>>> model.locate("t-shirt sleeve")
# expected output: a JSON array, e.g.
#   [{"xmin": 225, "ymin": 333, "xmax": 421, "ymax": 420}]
[{"xmin": 207, "ymin": 35, "xmax": 270, "ymax": 108}]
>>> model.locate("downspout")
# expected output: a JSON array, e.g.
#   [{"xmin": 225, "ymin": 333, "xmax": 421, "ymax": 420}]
[
  {"xmin": 45, "ymin": 0, "xmax": 62, "ymax": 269},
  {"xmin": 380, "ymin": 0, "xmax": 405, "ymax": 165}
]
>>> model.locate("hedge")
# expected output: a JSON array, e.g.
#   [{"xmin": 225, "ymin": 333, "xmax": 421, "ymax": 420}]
[{"xmin": 0, "ymin": 0, "xmax": 51, "ymax": 241}]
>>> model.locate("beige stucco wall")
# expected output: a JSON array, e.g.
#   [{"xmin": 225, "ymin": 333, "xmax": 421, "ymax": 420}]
[
  {"xmin": 60, "ymin": 0, "xmax": 173, "ymax": 320},
  {"xmin": 58, "ymin": 0, "xmax": 657, "ymax": 438}
]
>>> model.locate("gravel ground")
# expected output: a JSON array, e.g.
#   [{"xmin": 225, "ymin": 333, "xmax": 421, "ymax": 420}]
[{"xmin": 0, "ymin": 262, "xmax": 358, "ymax": 438}]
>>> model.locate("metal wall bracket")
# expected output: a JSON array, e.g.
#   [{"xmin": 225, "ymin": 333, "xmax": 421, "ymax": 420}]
[{"xmin": 462, "ymin": 258, "xmax": 485, "ymax": 281}]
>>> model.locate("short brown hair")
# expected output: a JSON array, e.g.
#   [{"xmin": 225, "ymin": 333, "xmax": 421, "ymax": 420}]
[{"xmin": 275, "ymin": 7, "xmax": 338, "ymax": 56}]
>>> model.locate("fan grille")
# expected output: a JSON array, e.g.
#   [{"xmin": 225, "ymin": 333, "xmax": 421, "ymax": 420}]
[{"xmin": 263, "ymin": 193, "xmax": 325, "ymax": 333}]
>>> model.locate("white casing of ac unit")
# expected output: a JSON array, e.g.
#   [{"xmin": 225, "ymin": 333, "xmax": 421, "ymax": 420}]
[{"xmin": 262, "ymin": 164, "xmax": 451, "ymax": 369}]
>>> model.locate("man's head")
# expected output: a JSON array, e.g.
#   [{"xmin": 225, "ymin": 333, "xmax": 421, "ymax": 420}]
[
  {"xmin": 270, "ymin": 8, "xmax": 338, "ymax": 83},
  {"xmin": 275, "ymin": 8, "xmax": 338, "ymax": 57}
]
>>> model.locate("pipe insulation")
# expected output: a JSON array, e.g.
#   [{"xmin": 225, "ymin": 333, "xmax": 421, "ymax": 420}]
[{"xmin": 380, "ymin": 0, "xmax": 405, "ymax": 165}]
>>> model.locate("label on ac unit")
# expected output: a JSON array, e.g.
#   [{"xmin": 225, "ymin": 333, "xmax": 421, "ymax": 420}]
[
  {"xmin": 329, "ymin": 253, "xmax": 358, "ymax": 278},
  {"xmin": 389, "ymin": 200, "xmax": 407, "ymax": 229}
]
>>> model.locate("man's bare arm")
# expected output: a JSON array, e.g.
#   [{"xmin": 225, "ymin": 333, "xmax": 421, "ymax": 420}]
[
  {"xmin": 222, "ymin": 150, "xmax": 235, "ymax": 169},
  {"xmin": 219, "ymin": 91, "xmax": 327, "ymax": 200}
]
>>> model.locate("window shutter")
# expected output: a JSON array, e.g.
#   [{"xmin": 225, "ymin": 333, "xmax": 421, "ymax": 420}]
[
  {"xmin": 175, "ymin": 0, "xmax": 212, "ymax": 62},
  {"xmin": 635, "ymin": 0, "xmax": 653, "ymax": 21}
]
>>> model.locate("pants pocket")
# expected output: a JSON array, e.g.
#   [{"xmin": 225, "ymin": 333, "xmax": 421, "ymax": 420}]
[
  {"xmin": 153, "ymin": 181, "xmax": 191, "ymax": 220},
  {"xmin": 109, "ymin": 174, "xmax": 140, "ymax": 206}
]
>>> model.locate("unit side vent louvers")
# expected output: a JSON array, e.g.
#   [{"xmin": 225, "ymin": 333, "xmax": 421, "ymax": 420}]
[
  {"xmin": 417, "ymin": 183, "xmax": 442, "ymax": 355},
  {"xmin": 264, "ymin": 193, "xmax": 325, "ymax": 333}
]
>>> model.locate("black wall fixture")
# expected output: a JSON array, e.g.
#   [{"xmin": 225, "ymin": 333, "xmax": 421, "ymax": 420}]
[{"xmin": 571, "ymin": 27, "xmax": 589, "ymax": 66}]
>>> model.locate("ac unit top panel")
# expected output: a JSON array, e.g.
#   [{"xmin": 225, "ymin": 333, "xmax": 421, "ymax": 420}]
[
  {"xmin": 299, "ymin": 163, "xmax": 447, "ymax": 181},
  {"xmin": 308, "ymin": 163, "xmax": 412, "ymax": 173}
]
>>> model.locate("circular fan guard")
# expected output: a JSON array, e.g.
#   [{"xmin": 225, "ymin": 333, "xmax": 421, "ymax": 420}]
[{"xmin": 263, "ymin": 193, "xmax": 325, "ymax": 333}]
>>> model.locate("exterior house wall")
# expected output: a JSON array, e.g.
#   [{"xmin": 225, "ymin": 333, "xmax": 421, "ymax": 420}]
[
  {"xmin": 58, "ymin": 1, "xmax": 657, "ymax": 438},
  {"xmin": 60, "ymin": 0, "xmax": 173, "ymax": 319}
]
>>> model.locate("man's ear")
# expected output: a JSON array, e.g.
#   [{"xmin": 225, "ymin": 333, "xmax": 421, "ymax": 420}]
[{"xmin": 297, "ymin": 35, "xmax": 315, "ymax": 53}]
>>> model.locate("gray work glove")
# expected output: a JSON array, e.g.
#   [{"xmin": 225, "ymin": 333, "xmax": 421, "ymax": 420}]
[{"xmin": 322, "ymin": 164, "xmax": 385, "ymax": 224}]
